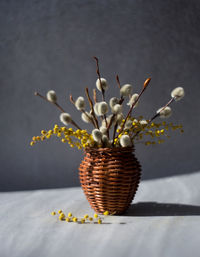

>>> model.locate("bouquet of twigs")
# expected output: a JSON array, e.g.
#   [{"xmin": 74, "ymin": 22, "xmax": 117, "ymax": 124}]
[{"xmin": 30, "ymin": 57, "xmax": 184, "ymax": 149}]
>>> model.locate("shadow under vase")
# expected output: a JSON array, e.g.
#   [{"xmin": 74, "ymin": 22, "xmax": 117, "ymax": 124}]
[{"xmin": 125, "ymin": 201, "xmax": 200, "ymax": 216}]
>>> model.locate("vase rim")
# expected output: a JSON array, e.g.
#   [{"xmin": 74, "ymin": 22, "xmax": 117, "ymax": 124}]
[{"xmin": 84, "ymin": 146, "xmax": 134, "ymax": 153}]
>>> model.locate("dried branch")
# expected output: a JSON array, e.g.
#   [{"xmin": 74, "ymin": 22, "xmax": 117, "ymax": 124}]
[
  {"xmin": 85, "ymin": 87, "xmax": 99, "ymax": 129},
  {"xmin": 112, "ymin": 123, "xmax": 118, "ymax": 147},
  {"xmin": 117, "ymin": 77, "xmax": 151, "ymax": 136},
  {"xmin": 93, "ymin": 56, "xmax": 105, "ymax": 101},
  {"xmin": 93, "ymin": 89, "xmax": 97, "ymax": 103},
  {"xmin": 93, "ymin": 56, "xmax": 108, "ymax": 135},
  {"xmin": 35, "ymin": 92, "xmax": 65, "ymax": 112},
  {"xmin": 106, "ymin": 75, "xmax": 125, "ymax": 133},
  {"xmin": 70, "ymin": 120, "xmax": 82, "ymax": 130},
  {"xmin": 148, "ymin": 97, "xmax": 175, "ymax": 123},
  {"xmin": 69, "ymin": 94, "xmax": 96, "ymax": 127},
  {"xmin": 116, "ymin": 75, "xmax": 121, "ymax": 89},
  {"xmin": 132, "ymin": 96, "xmax": 175, "ymax": 140},
  {"xmin": 34, "ymin": 91, "xmax": 82, "ymax": 130}
]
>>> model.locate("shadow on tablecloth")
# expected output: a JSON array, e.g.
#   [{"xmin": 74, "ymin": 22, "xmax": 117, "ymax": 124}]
[{"xmin": 125, "ymin": 202, "xmax": 200, "ymax": 216}]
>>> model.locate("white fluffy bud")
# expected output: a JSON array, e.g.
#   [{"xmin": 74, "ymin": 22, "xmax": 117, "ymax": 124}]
[
  {"xmin": 96, "ymin": 78, "xmax": 108, "ymax": 92},
  {"xmin": 120, "ymin": 84, "xmax": 132, "ymax": 97},
  {"xmin": 59, "ymin": 113, "xmax": 72, "ymax": 126},
  {"xmin": 98, "ymin": 101, "xmax": 109, "ymax": 115},
  {"xmin": 46, "ymin": 90, "xmax": 57, "ymax": 103},
  {"xmin": 92, "ymin": 129, "xmax": 102, "ymax": 143},
  {"xmin": 99, "ymin": 126, "xmax": 107, "ymax": 135},
  {"xmin": 102, "ymin": 135, "xmax": 110, "ymax": 147},
  {"xmin": 171, "ymin": 87, "xmax": 185, "ymax": 101},
  {"xmin": 75, "ymin": 96, "xmax": 85, "ymax": 110},
  {"xmin": 112, "ymin": 104, "xmax": 122, "ymax": 114},
  {"xmin": 116, "ymin": 113, "xmax": 123, "ymax": 124},
  {"xmin": 125, "ymin": 120, "xmax": 133, "ymax": 129},
  {"xmin": 94, "ymin": 103, "xmax": 100, "ymax": 116},
  {"xmin": 81, "ymin": 112, "xmax": 92, "ymax": 123},
  {"xmin": 127, "ymin": 93, "xmax": 139, "ymax": 107},
  {"xmin": 157, "ymin": 106, "xmax": 172, "ymax": 118},
  {"xmin": 139, "ymin": 119, "xmax": 148, "ymax": 125},
  {"xmin": 109, "ymin": 97, "xmax": 119, "ymax": 108},
  {"xmin": 120, "ymin": 135, "xmax": 132, "ymax": 147}
]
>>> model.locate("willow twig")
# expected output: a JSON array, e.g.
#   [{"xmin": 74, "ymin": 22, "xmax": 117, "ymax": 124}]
[
  {"xmin": 132, "ymin": 96, "xmax": 175, "ymax": 140},
  {"xmin": 112, "ymin": 123, "xmax": 118, "ymax": 147},
  {"xmin": 117, "ymin": 77, "xmax": 151, "ymax": 136},
  {"xmin": 70, "ymin": 120, "xmax": 82, "ymax": 130},
  {"xmin": 116, "ymin": 75, "xmax": 121, "ymax": 89},
  {"xmin": 69, "ymin": 94, "xmax": 96, "ymax": 127},
  {"xmin": 93, "ymin": 56, "xmax": 108, "ymax": 133},
  {"xmin": 85, "ymin": 87, "xmax": 99, "ymax": 129},
  {"xmin": 107, "ymin": 75, "xmax": 124, "ymax": 137},
  {"xmin": 93, "ymin": 56, "xmax": 105, "ymax": 101},
  {"xmin": 148, "ymin": 97, "xmax": 175, "ymax": 123},
  {"xmin": 35, "ymin": 92, "xmax": 65, "ymax": 112},
  {"xmin": 34, "ymin": 91, "xmax": 82, "ymax": 130},
  {"xmin": 93, "ymin": 89, "xmax": 97, "ymax": 103}
]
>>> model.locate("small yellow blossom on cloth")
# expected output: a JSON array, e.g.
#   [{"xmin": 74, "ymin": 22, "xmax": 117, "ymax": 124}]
[
  {"xmin": 98, "ymin": 219, "xmax": 102, "ymax": 224},
  {"xmin": 94, "ymin": 213, "xmax": 98, "ymax": 219},
  {"xmin": 103, "ymin": 211, "xmax": 109, "ymax": 216},
  {"xmin": 72, "ymin": 217, "xmax": 78, "ymax": 222}
]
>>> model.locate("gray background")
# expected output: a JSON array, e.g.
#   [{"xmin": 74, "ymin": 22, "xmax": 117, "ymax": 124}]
[{"xmin": 0, "ymin": 0, "xmax": 199, "ymax": 191}]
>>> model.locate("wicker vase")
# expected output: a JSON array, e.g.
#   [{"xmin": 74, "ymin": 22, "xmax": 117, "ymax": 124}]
[{"xmin": 79, "ymin": 147, "xmax": 141, "ymax": 215}]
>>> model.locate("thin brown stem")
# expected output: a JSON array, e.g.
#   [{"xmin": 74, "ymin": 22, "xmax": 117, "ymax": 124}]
[
  {"xmin": 93, "ymin": 56, "xmax": 105, "ymax": 101},
  {"xmin": 116, "ymin": 75, "xmax": 121, "ymax": 89},
  {"xmin": 112, "ymin": 123, "xmax": 118, "ymax": 147},
  {"xmin": 103, "ymin": 114, "xmax": 109, "ymax": 138},
  {"xmin": 117, "ymin": 77, "xmax": 151, "ymax": 136},
  {"xmin": 132, "ymin": 97, "xmax": 175, "ymax": 140},
  {"xmin": 70, "ymin": 120, "xmax": 82, "ymax": 130},
  {"xmin": 69, "ymin": 94, "xmax": 96, "ymax": 127},
  {"xmin": 54, "ymin": 102, "xmax": 65, "ymax": 113},
  {"xmin": 85, "ymin": 87, "xmax": 99, "ymax": 129},
  {"xmin": 106, "ymin": 98, "xmax": 124, "ymax": 133},
  {"xmin": 149, "ymin": 97, "xmax": 175, "ymax": 123},
  {"xmin": 82, "ymin": 110, "xmax": 96, "ymax": 127},
  {"xmin": 35, "ymin": 92, "xmax": 65, "ymax": 112},
  {"xmin": 93, "ymin": 89, "xmax": 97, "ymax": 103},
  {"xmin": 106, "ymin": 75, "xmax": 124, "ymax": 135},
  {"xmin": 93, "ymin": 56, "xmax": 108, "ymax": 136},
  {"xmin": 35, "ymin": 91, "xmax": 81, "ymax": 130}
]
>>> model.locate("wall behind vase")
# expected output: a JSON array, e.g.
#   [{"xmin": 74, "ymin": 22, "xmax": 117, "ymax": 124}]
[{"xmin": 0, "ymin": 0, "xmax": 199, "ymax": 191}]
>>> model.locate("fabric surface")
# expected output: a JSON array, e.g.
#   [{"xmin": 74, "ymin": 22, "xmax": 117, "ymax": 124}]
[{"xmin": 1, "ymin": 171, "xmax": 200, "ymax": 257}]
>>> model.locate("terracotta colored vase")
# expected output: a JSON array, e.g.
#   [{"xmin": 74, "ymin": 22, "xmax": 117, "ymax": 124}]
[{"xmin": 79, "ymin": 147, "xmax": 141, "ymax": 215}]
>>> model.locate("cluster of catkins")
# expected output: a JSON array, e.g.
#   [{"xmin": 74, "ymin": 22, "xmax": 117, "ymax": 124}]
[{"xmin": 44, "ymin": 73, "xmax": 184, "ymax": 148}]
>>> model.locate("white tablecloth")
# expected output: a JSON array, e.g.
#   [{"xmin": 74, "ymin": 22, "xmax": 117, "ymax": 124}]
[{"xmin": 1, "ymin": 171, "xmax": 200, "ymax": 257}]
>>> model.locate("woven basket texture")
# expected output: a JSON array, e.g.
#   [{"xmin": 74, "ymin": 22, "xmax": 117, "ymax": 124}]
[{"xmin": 79, "ymin": 147, "xmax": 141, "ymax": 215}]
